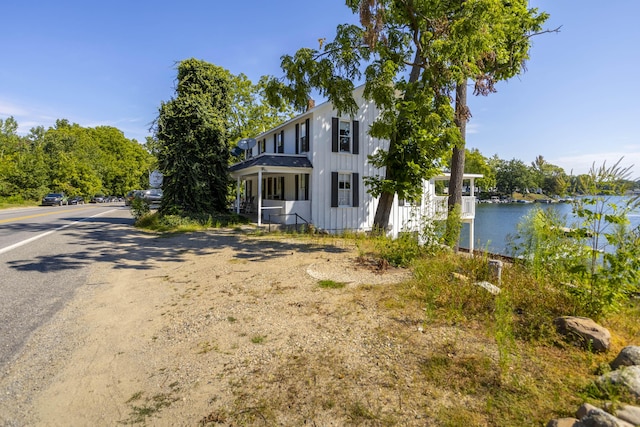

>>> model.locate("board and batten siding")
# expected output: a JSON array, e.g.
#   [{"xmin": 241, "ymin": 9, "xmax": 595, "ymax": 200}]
[{"xmin": 308, "ymin": 87, "xmax": 395, "ymax": 234}]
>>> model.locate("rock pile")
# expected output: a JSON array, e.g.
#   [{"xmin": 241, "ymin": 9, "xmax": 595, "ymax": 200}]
[{"xmin": 546, "ymin": 344, "xmax": 640, "ymax": 427}]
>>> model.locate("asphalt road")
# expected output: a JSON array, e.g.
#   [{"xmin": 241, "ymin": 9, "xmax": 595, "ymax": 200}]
[{"xmin": 0, "ymin": 204, "xmax": 135, "ymax": 369}]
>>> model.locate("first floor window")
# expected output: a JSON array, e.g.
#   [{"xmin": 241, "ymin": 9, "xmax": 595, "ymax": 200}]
[
  {"xmin": 331, "ymin": 171, "xmax": 359, "ymax": 208},
  {"xmin": 262, "ymin": 177, "xmax": 284, "ymax": 200},
  {"xmin": 338, "ymin": 173, "xmax": 351, "ymax": 206}
]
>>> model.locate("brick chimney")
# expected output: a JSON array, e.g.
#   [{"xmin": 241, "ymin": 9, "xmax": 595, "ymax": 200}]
[{"xmin": 306, "ymin": 98, "xmax": 315, "ymax": 111}]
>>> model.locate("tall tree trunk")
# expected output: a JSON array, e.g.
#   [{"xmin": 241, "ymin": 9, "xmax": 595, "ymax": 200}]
[
  {"xmin": 371, "ymin": 53, "xmax": 423, "ymax": 233},
  {"xmin": 446, "ymin": 82, "xmax": 468, "ymax": 251},
  {"xmin": 373, "ymin": 190, "xmax": 395, "ymax": 233}
]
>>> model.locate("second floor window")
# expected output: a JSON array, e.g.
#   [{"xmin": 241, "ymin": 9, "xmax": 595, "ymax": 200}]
[
  {"xmin": 332, "ymin": 117, "xmax": 359, "ymax": 154},
  {"xmin": 339, "ymin": 120, "xmax": 350, "ymax": 152},
  {"xmin": 300, "ymin": 121, "xmax": 308, "ymax": 153},
  {"xmin": 274, "ymin": 131, "xmax": 284, "ymax": 153}
]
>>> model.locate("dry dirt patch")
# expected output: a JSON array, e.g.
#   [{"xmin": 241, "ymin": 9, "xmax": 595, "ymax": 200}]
[{"xmin": 0, "ymin": 229, "xmax": 495, "ymax": 426}]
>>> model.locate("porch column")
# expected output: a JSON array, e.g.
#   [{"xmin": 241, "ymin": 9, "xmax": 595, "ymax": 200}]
[
  {"xmin": 257, "ymin": 169, "xmax": 263, "ymax": 226},
  {"xmin": 236, "ymin": 176, "xmax": 241, "ymax": 214},
  {"xmin": 469, "ymin": 178, "xmax": 475, "ymax": 197},
  {"xmin": 469, "ymin": 219, "xmax": 475, "ymax": 253}
]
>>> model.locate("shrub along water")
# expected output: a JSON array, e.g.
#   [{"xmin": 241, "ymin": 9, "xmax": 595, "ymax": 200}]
[{"xmin": 509, "ymin": 159, "xmax": 640, "ymax": 319}]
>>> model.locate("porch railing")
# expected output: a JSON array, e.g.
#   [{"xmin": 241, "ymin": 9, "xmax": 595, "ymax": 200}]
[
  {"xmin": 433, "ymin": 195, "xmax": 476, "ymax": 220},
  {"xmin": 267, "ymin": 213, "xmax": 311, "ymax": 233}
]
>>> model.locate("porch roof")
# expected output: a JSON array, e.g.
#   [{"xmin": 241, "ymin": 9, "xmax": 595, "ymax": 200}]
[{"xmin": 230, "ymin": 154, "xmax": 313, "ymax": 177}]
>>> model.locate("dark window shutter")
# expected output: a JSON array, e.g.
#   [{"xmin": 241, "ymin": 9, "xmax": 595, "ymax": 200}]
[
  {"xmin": 305, "ymin": 118, "xmax": 310, "ymax": 152},
  {"xmin": 280, "ymin": 176, "xmax": 285, "ymax": 199},
  {"xmin": 331, "ymin": 172, "xmax": 338, "ymax": 207},
  {"xmin": 352, "ymin": 173, "xmax": 359, "ymax": 207},
  {"xmin": 331, "ymin": 117, "xmax": 338, "ymax": 152},
  {"xmin": 295, "ymin": 123, "xmax": 299, "ymax": 154},
  {"xmin": 295, "ymin": 175, "xmax": 299, "ymax": 200},
  {"xmin": 352, "ymin": 120, "xmax": 359, "ymax": 154},
  {"xmin": 305, "ymin": 173, "xmax": 309, "ymax": 200},
  {"xmin": 279, "ymin": 130, "xmax": 284, "ymax": 153}
]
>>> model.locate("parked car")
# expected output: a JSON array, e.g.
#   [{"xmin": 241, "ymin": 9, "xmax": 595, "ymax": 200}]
[
  {"xmin": 90, "ymin": 195, "xmax": 106, "ymax": 203},
  {"xmin": 68, "ymin": 196, "xmax": 85, "ymax": 205},
  {"xmin": 42, "ymin": 193, "xmax": 68, "ymax": 206},
  {"xmin": 141, "ymin": 189, "xmax": 163, "ymax": 205}
]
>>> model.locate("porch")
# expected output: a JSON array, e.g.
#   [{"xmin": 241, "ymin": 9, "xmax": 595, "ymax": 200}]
[{"xmin": 230, "ymin": 154, "xmax": 313, "ymax": 227}]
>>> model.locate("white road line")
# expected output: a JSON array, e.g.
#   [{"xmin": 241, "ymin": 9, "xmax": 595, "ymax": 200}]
[{"xmin": 0, "ymin": 209, "xmax": 118, "ymax": 255}]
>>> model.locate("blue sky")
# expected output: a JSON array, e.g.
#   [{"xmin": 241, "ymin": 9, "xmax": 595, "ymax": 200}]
[{"xmin": 1, "ymin": 1, "xmax": 638, "ymax": 177}]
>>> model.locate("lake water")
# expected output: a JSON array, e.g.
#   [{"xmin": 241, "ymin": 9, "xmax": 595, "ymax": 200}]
[{"xmin": 458, "ymin": 197, "xmax": 640, "ymax": 256}]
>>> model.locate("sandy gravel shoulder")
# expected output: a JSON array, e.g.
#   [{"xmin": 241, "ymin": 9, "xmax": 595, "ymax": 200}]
[{"xmin": 0, "ymin": 228, "xmax": 490, "ymax": 426}]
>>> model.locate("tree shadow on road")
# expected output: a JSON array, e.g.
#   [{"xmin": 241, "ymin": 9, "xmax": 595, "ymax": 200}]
[{"xmin": 5, "ymin": 212, "xmax": 350, "ymax": 273}]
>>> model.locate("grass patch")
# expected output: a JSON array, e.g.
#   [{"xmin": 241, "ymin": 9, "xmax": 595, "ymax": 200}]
[
  {"xmin": 0, "ymin": 196, "xmax": 39, "ymax": 209},
  {"xmin": 121, "ymin": 390, "xmax": 179, "ymax": 424},
  {"xmin": 196, "ymin": 340, "xmax": 218, "ymax": 354},
  {"xmin": 318, "ymin": 279, "xmax": 346, "ymax": 289},
  {"xmin": 250, "ymin": 335, "xmax": 266, "ymax": 344},
  {"xmin": 134, "ymin": 211, "xmax": 250, "ymax": 233}
]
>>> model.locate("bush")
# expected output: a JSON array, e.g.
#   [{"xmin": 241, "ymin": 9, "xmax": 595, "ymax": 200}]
[
  {"xmin": 374, "ymin": 232, "xmax": 424, "ymax": 267},
  {"xmin": 510, "ymin": 159, "xmax": 640, "ymax": 319},
  {"xmin": 130, "ymin": 196, "xmax": 150, "ymax": 220}
]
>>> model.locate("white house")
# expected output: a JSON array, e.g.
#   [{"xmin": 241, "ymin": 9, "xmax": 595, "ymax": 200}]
[{"xmin": 230, "ymin": 86, "xmax": 482, "ymax": 250}]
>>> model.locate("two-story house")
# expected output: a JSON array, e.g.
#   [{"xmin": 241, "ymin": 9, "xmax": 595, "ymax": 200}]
[{"xmin": 229, "ymin": 85, "xmax": 482, "ymax": 250}]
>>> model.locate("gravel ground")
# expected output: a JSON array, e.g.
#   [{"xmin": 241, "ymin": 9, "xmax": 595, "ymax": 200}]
[{"xmin": 0, "ymin": 228, "xmax": 494, "ymax": 426}]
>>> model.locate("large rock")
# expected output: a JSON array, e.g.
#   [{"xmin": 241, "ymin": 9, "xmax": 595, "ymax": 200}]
[
  {"xmin": 605, "ymin": 403, "xmax": 640, "ymax": 426},
  {"xmin": 611, "ymin": 346, "xmax": 640, "ymax": 369},
  {"xmin": 554, "ymin": 316, "xmax": 611, "ymax": 352},
  {"xmin": 576, "ymin": 403, "xmax": 634, "ymax": 427},
  {"xmin": 598, "ymin": 366, "xmax": 640, "ymax": 398}
]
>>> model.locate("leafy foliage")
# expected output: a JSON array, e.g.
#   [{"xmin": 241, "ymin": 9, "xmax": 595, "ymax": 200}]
[
  {"xmin": 227, "ymin": 74, "xmax": 296, "ymax": 144},
  {"xmin": 155, "ymin": 59, "xmax": 231, "ymax": 215},
  {"xmin": 568, "ymin": 160, "xmax": 640, "ymax": 318},
  {"xmin": 264, "ymin": 0, "xmax": 549, "ymax": 232},
  {"xmin": 510, "ymin": 159, "xmax": 640, "ymax": 319},
  {"xmin": 0, "ymin": 116, "xmax": 152, "ymax": 202},
  {"xmin": 495, "ymin": 158, "xmax": 537, "ymax": 195}
]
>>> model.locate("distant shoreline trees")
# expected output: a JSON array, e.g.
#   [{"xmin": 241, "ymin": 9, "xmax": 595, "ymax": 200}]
[{"xmin": 0, "ymin": 117, "xmax": 153, "ymax": 203}]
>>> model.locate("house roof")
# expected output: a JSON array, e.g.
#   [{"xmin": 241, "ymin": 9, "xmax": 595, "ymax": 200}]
[
  {"xmin": 246, "ymin": 84, "xmax": 367, "ymax": 141},
  {"xmin": 229, "ymin": 154, "xmax": 313, "ymax": 174}
]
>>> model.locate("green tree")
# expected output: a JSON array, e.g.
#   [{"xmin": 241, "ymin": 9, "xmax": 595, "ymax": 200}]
[
  {"xmin": 90, "ymin": 126, "xmax": 152, "ymax": 196},
  {"xmin": 265, "ymin": 0, "xmax": 549, "ymax": 237},
  {"xmin": 228, "ymin": 75, "xmax": 296, "ymax": 144},
  {"xmin": 0, "ymin": 116, "xmax": 152, "ymax": 202},
  {"xmin": 495, "ymin": 158, "xmax": 535, "ymax": 195},
  {"xmin": 530, "ymin": 155, "xmax": 568, "ymax": 195},
  {"xmin": 154, "ymin": 58, "xmax": 231, "ymax": 215},
  {"xmin": 450, "ymin": 148, "xmax": 496, "ymax": 192}
]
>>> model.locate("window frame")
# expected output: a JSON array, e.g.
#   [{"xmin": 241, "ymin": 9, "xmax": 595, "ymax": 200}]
[
  {"xmin": 337, "ymin": 173, "xmax": 352, "ymax": 207},
  {"xmin": 339, "ymin": 120, "xmax": 351, "ymax": 153},
  {"xmin": 299, "ymin": 121, "xmax": 308, "ymax": 153}
]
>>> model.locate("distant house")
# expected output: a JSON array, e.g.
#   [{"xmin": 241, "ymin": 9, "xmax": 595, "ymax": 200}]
[{"xmin": 230, "ymin": 86, "xmax": 482, "ymax": 250}]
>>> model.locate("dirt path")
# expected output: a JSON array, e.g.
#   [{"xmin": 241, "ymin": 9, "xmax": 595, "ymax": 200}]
[{"xmin": 0, "ymin": 228, "xmax": 489, "ymax": 426}]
